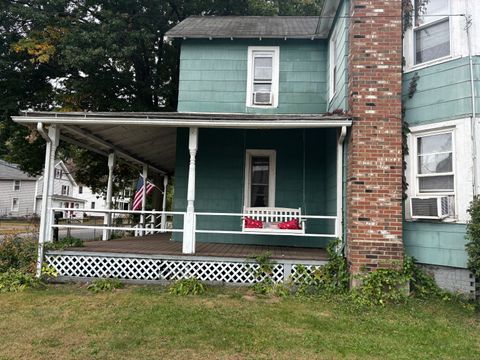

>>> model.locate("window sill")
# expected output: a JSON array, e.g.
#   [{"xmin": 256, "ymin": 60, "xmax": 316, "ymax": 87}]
[
  {"xmin": 246, "ymin": 104, "xmax": 278, "ymax": 109},
  {"xmin": 404, "ymin": 55, "xmax": 461, "ymax": 73}
]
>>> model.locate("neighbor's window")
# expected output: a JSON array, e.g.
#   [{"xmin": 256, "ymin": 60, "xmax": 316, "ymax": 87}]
[
  {"xmin": 414, "ymin": 0, "xmax": 450, "ymax": 64},
  {"xmin": 91, "ymin": 201, "xmax": 95, "ymax": 209},
  {"xmin": 246, "ymin": 47, "xmax": 279, "ymax": 107},
  {"xmin": 13, "ymin": 180, "xmax": 21, "ymax": 191},
  {"xmin": 244, "ymin": 150, "xmax": 276, "ymax": 207},
  {"xmin": 54, "ymin": 168, "xmax": 62, "ymax": 179},
  {"xmin": 11, "ymin": 198, "xmax": 19, "ymax": 212},
  {"xmin": 78, "ymin": 186, "xmax": 83, "ymax": 194},
  {"xmin": 416, "ymin": 131, "xmax": 454, "ymax": 193},
  {"xmin": 61, "ymin": 185, "xmax": 70, "ymax": 196}
]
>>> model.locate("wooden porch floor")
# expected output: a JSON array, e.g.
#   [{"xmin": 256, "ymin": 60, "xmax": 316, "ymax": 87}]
[{"xmin": 69, "ymin": 233, "xmax": 328, "ymax": 261}]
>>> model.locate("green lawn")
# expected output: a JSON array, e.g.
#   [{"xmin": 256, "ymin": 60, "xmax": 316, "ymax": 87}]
[{"xmin": 0, "ymin": 285, "xmax": 478, "ymax": 360}]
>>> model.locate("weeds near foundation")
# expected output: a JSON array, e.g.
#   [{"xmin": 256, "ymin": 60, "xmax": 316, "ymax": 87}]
[
  {"xmin": 87, "ymin": 278, "xmax": 124, "ymax": 293},
  {"xmin": 169, "ymin": 277, "xmax": 206, "ymax": 296}
]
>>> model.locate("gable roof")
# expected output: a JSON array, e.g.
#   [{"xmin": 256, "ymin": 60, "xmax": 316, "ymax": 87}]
[
  {"xmin": 165, "ymin": 16, "xmax": 324, "ymax": 39},
  {"xmin": 0, "ymin": 160, "xmax": 38, "ymax": 181}
]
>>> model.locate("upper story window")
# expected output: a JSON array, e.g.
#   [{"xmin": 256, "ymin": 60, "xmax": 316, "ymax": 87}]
[
  {"xmin": 415, "ymin": 131, "xmax": 454, "ymax": 194},
  {"xmin": 329, "ymin": 34, "xmax": 337, "ymax": 100},
  {"xmin": 54, "ymin": 168, "xmax": 62, "ymax": 179},
  {"xmin": 78, "ymin": 186, "xmax": 83, "ymax": 194},
  {"xmin": 62, "ymin": 185, "xmax": 70, "ymax": 196},
  {"xmin": 414, "ymin": 0, "xmax": 450, "ymax": 64},
  {"xmin": 246, "ymin": 47, "xmax": 279, "ymax": 108},
  {"xmin": 13, "ymin": 180, "xmax": 21, "ymax": 191}
]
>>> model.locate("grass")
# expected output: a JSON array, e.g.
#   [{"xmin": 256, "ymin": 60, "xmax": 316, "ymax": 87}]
[{"xmin": 0, "ymin": 285, "xmax": 479, "ymax": 359}]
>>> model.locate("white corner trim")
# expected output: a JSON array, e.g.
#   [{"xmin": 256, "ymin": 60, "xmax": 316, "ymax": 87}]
[{"xmin": 246, "ymin": 46, "xmax": 280, "ymax": 109}]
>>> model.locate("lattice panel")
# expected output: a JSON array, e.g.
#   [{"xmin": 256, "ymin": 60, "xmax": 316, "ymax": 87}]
[
  {"xmin": 45, "ymin": 254, "xmax": 285, "ymax": 284},
  {"xmin": 290, "ymin": 264, "xmax": 322, "ymax": 284}
]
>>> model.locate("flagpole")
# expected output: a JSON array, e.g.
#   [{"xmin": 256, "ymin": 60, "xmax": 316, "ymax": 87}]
[{"xmin": 141, "ymin": 165, "xmax": 148, "ymax": 234}]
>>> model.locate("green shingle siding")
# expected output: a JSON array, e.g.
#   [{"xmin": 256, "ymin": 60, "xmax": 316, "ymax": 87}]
[
  {"xmin": 173, "ymin": 128, "xmax": 338, "ymax": 248},
  {"xmin": 403, "ymin": 56, "xmax": 480, "ymax": 126},
  {"xmin": 178, "ymin": 39, "xmax": 328, "ymax": 114}
]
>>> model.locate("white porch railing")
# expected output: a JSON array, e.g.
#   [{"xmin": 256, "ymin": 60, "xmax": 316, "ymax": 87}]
[{"xmin": 47, "ymin": 207, "xmax": 339, "ymax": 240}]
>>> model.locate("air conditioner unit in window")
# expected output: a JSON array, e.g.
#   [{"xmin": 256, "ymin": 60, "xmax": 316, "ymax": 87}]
[
  {"xmin": 410, "ymin": 196, "xmax": 454, "ymax": 219},
  {"xmin": 253, "ymin": 92, "xmax": 273, "ymax": 105}
]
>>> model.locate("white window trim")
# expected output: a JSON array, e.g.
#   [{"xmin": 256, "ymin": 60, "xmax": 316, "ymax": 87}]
[
  {"xmin": 12, "ymin": 180, "xmax": 21, "ymax": 191},
  {"xmin": 11, "ymin": 198, "xmax": 19, "ymax": 212},
  {"xmin": 328, "ymin": 31, "xmax": 338, "ymax": 102},
  {"xmin": 244, "ymin": 149, "xmax": 276, "ymax": 207},
  {"xmin": 406, "ymin": 0, "xmax": 452, "ymax": 69},
  {"xmin": 412, "ymin": 128, "xmax": 456, "ymax": 197},
  {"xmin": 246, "ymin": 46, "xmax": 280, "ymax": 109},
  {"xmin": 55, "ymin": 168, "xmax": 62, "ymax": 179}
]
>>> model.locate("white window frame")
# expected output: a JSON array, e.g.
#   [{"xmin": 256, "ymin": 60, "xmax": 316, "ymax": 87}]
[
  {"xmin": 11, "ymin": 198, "xmax": 19, "ymax": 212},
  {"xmin": 246, "ymin": 46, "xmax": 280, "ymax": 108},
  {"xmin": 54, "ymin": 168, "xmax": 62, "ymax": 179},
  {"xmin": 328, "ymin": 31, "xmax": 337, "ymax": 101},
  {"xmin": 13, "ymin": 180, "xmax": 21, "ymax": 191},
  {"xmin": 413, "ymin": 128, "xmax": 456, "ymax": 197},
  {"xmin": 244, "ymin": 149, "xmax": 276, "ymax": 207},
  {"xmin": 412, "ymin": 0, "xmax": 451, "ymax": 66}
]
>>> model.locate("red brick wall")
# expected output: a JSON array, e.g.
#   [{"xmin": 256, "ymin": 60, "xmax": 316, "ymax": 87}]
[{"xmin": 346, "ymin": 0, "xmax": 404, "ymax": 274}]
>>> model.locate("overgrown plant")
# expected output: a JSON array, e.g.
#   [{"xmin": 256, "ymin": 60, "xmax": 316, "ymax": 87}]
[
  {"xmin": 87, "ymin": 278, "xmax": 124, "ymax": 293},
  {"xmin": 293, "ymin": 239, "xmax": 349, "ymax": 296},
  {"xmin": 466, "ymin": 196, "xmax": 480, "ymax": 278},
  {"xmin": 45, "ymin": 236, "xmax": 84, "ymax": 250},
  {"xmin": 0, "ymin": 269, "xmax": 42, "ymax": 293},
  {"xmin": 168, "ymin": 277, "xmax": 206, "ymax": 296},
  {"xmin": 247, "ymin": 252, "xmax": 288, "ymax": 296},
  {"xmin": 0, "ymin": 235, "xmax": 37, "ymax": 273}
]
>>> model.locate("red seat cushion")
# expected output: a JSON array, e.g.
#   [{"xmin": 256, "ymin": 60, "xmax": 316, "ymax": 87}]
[
  {"xmin": 244, "ymin": 217, "xmax": 263, "ymax": 229},
  {"xmin": 278, "ymin": 219, "xmax": 301, "ymax": 230}
]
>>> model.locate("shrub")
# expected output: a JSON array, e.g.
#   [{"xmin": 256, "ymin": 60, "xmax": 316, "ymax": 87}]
[
  {"xmin": 46, "ymin": 236, "xmax": 83, "ymax": 250},
  {"xmin": 466, "ymin": 196, "xmax": 480, "ymax": 278},
  {"xmin": 87, "ymin": 278, "xmax": 124, "ymax": 293},
  {"xmin": 0, "ymin": 269, "xmax": 42, "ymax": 293},
  {"xmin": 0, "ymin": 235, "xmax": 37, "ymax": 273},
  {"xmin": 247, "ymin": 252, "xmax": 282, "ymax": 296},
  {"xmin": 293, "ymin": 239, "xmax": 349, "ymax": 296},
  {"xmin": 169, "ymin": 278, "xmax": 206, "ymax": 296}
]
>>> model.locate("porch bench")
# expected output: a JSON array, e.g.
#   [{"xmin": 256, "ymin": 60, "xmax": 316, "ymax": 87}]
[{"xmin": 242, "ymin": 207, "xmax": 306, "ymax": 234}]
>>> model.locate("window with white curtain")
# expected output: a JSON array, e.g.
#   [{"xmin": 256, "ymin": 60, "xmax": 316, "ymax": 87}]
[{"xmin": 414, "ymin": 0, "xmax": 450, "ymax": 64}]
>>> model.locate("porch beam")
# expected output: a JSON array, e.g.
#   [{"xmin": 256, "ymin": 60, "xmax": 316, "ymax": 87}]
[
  {"xmin": 102, "ymin": 152, "xmax": 116, "ymax": 240},
  {"xmin": 183, "ymin": 127, "xmax": 198, "ymax": 254},
  {"xmin": 61, "ymin": 125, "xmax": 167, "ymax": 175}
]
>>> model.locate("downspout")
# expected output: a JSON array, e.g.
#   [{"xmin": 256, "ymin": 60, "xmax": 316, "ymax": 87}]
[
  {"xmin": 336, "ymin": 126, "xmax": 347, "ymax": 253},
  {"xmin": 465, "ymin": 13, "xmax": 478, "ymax": 196},
  {"xmin": 36, "ymin": 122, "xmax": 52, "ymax": 278}
]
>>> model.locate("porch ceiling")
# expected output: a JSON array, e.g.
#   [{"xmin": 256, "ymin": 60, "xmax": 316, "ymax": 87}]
[{"xmin": 12, "ymin": 111, "xmax": 351, "ymax": 175}]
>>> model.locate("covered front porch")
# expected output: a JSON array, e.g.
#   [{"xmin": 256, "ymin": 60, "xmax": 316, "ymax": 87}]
[{"xmin": 12, "ymin": 111, "xmax": 351, "ymax": 283}]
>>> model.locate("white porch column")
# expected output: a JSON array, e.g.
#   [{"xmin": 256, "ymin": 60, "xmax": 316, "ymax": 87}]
[
  {"xmin": 36, "ymin": 123, "xmax": 58, "ymax": 277},
  {"xmin": 140, "ymin": 164, "xmax": 148, "ymax": 234},
  {"xmin": 45, "ymin": 125, "xmax": 60, "ymax": 243},
  {"xmin": 161, "ymin": 175, "xmax": 168, "ymax": 232},
  {"xmin": 183, "ymin": 127, "xmax": 198, "ymax": 254},
  {"xmin": 102, "ymin": 152, "xmax": 116, "ymax": 240},
  {"xmin": 336, "ymin": 126, "xmax": 347, "ymax": 242}
]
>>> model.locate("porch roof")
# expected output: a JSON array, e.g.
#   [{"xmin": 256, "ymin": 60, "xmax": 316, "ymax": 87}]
[{"xmin": 12, "ymin": 111, "xmax": 351, "ymax": 175}]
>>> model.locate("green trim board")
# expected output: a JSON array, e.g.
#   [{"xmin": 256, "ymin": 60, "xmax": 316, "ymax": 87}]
[
  {"xmin": 403, "ymin": 56, "xmax": 480, "ymax": 126},
  {"xmin": 403, "ymin": 221, "xmax": 468, "ymax": 269},
  {"xmin": 177, "ymin": 39, "xmax": 328, "ymax": 114},
  {"xmin": 173, "ymin": 128, "xmax": 338, "ymax": 248}
]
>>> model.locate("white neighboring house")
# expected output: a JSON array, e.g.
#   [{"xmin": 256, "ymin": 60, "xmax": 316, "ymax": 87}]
[
  {"xmin": 72, "ymin": 182, "xmax": 132, "ymax": 217},
  {"xmin": 0, "ymin": 160, "xmax": 39, "ymax": 217},
  {"xmin": 35, "ymin": 160, "xmax": 86, "ymax": 220}
]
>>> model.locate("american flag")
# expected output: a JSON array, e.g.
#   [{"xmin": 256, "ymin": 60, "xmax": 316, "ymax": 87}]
[{"xmin": 132, "ymin": 176, "xmax": 155, "ymax": 211}]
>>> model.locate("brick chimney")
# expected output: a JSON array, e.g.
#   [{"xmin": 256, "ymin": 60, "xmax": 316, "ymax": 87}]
[{"xmin": 346, "ymin": 0, "xmax": 404, "ymax": 275}]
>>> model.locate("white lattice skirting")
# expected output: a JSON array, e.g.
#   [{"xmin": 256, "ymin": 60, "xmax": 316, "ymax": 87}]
[{"xmin": 45, "ymin": 252, "xmax": 326, "ymax": 284}]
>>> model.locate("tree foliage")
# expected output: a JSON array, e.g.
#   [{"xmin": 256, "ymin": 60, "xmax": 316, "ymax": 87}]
[{"xmin": 1, "ymin": 0, "xmax": 324, "ymax": 192}]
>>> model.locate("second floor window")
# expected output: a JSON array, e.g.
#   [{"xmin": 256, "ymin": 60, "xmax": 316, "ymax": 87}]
[
  {"xmin": 246, "ymin": 47, "xmax": 279, "ymax": 108},
  {"xmin": 55, "ymin": 168, "xmax": 62, "ymax": 179},
  {"xmin": 62, "ymin": 185, "xmax": 70, "ymax": 196},
  {"xmin": 414, "ymin": 0, "xmax": 450, "ymax": 64},
  {"xmin": 78, "ymin": 186, "xmax": 83, "ymax": 194},
  {"xmin": 13, "ymin": 180, "xmax": 20, "ymax": 191}
]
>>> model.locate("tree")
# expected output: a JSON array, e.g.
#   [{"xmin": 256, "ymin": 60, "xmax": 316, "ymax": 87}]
[{"xmin": 1, "ymin": 0, "xmax": 324, "ymax": 192}]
